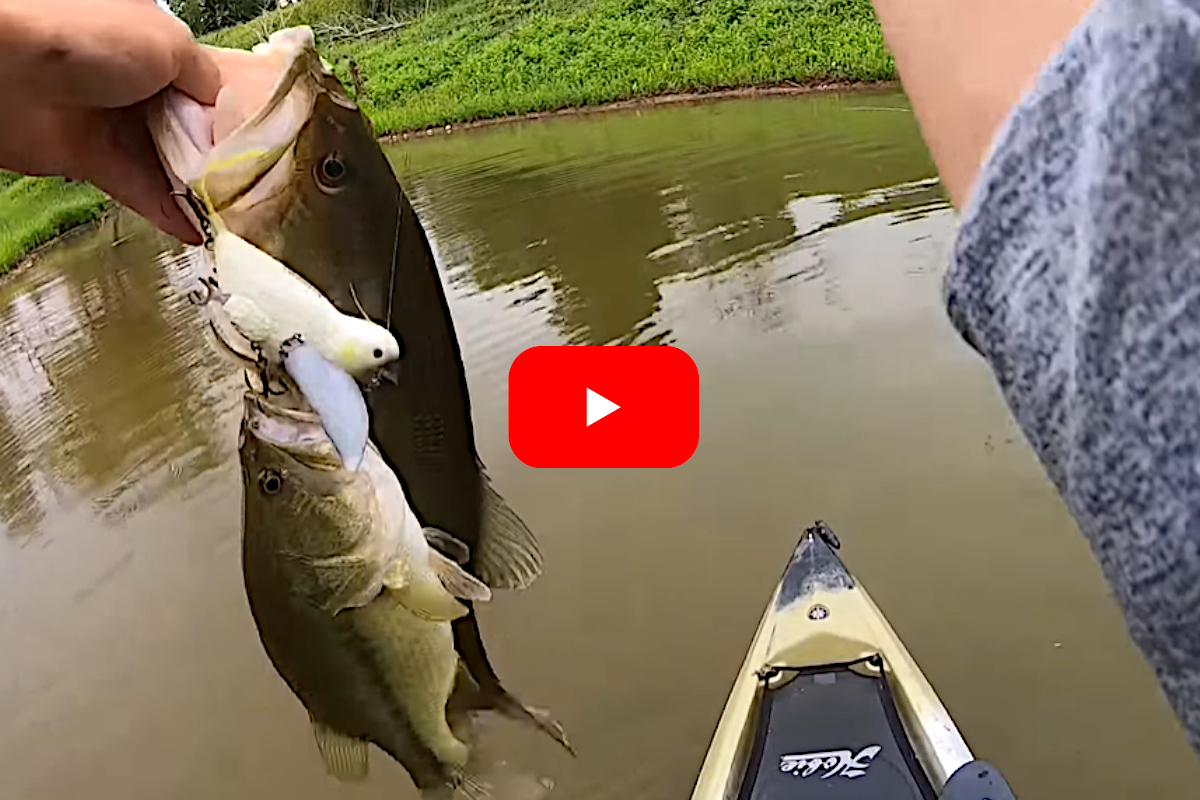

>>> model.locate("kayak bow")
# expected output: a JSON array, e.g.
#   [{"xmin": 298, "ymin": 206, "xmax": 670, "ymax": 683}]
[{"xmin": 691, "ymin": 522, "xmax": 999, "ymax": 800}]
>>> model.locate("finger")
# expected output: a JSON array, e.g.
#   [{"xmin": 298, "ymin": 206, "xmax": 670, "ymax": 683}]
[
  {"xmin": 171, "ymin": 40, "xmax": 222, "ymax": 106},
  {"xmin": 76, "ymin": 108, "xmax": 203, "ymax": 244}
]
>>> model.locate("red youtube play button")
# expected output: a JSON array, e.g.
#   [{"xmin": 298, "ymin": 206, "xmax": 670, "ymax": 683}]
[{"xmin": 509, "ymin": 346, "xmax": 699, "ymax": 468}]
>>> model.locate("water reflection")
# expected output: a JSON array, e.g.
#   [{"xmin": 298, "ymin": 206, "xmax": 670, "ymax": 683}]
[
  {"xmin": 390, "ymin": 92, "xmax": 946, "ymax": 345},
  {"xmin": 1, "ymin": 90, "xmax": 1196, "ymax": 800},
  {"xmin": 0, "ymin": 215, "xmax": 235, "ymax": 538}
]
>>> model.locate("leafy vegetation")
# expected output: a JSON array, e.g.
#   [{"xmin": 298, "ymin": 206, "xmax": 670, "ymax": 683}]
[
  {"xmin": 202, "ymin": 0, "xmax": 443, "ymax": 47},
  {"xmin": 173, "ymin": 0, "xmax": 277, "ymax": 36},
  {"xmin": 214, "ymin": 0, "xmax": 892, "ymax": 134},
  {"xmin": 0, "ymin": 175, "xmax": 107, "ymax": 272}
]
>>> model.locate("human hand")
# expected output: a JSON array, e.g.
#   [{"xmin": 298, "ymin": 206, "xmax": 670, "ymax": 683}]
[{"xmin": 0, "ymin": 0, "xmax": 220, "ymax": 243}]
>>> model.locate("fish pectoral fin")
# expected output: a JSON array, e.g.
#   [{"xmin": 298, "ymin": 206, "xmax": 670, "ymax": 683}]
[
  {"xmin": 474, "ymin": 472, "xmax": 544, "ymax": 591},
  {"xmin": 389, "ymin": 551, "xmax": 490, "ymax": 622},
  {"xmin": 381, "ymin": 558, "xmax": 411, "ymax": 590},
  {"xmin": 311, "ymin": 720, "xmax": 369, "ymax": 781},
  {"xmin": 395, "ymin": 577, "xmax": 469, "ymax": 622},
  {"xmin": 423, "ymin": 527, "xmax": 471, "ymax": 565},
  {"xmin": 430, "ymin": 549, "xmax": 492, "ymax": 603},
  {"xmin": 221, "ymin": 293, "xmax": 275, "ymax": 344}
]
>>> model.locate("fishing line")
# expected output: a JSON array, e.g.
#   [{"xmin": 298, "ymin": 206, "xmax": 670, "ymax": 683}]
[
  {"xmin": 385, "ymin": 187, "xmax": 401, "ymax": 330},
  {"xmin": 348, "ymin": 281, "xmax": 370, "ymax": 320}
]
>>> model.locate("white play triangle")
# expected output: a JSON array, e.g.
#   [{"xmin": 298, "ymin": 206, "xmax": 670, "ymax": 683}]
[{"xmin": 586, "ymin": 388, "xmax": 620, "ymax": 427}]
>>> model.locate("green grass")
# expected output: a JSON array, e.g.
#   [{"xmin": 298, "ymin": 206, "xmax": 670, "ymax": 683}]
[
  {"xmin": 4, "ymin": 0, "xmax": 892, "ymax": 271},
  {"xmin": 0, "ymin": 174, "xmax": 107, "ymax": 273},
  {"xmin": 217, "ymin": 0, "xmax": 893, "ymax": 134}
]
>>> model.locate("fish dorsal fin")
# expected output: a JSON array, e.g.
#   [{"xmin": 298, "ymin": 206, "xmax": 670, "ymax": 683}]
[
  {"xmin": 474, "ymin": 471, "xmax": 543, "ymax": 590},
  {"xmin": 430, "ymin": 549, "xmax": 492, "ymax": 603},
  {"xmin": 311, "ymin": 720, "xmax": 369, "ymax": 781}
]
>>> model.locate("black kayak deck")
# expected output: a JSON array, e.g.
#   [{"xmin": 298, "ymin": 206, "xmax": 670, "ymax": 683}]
[
  {"xmin": 736, "ymin": 656, "xmax": 936, "ymax": 800},
  {"xmin": 729, "ymin": 523, "xmax": 1017, "ymax": 800}
]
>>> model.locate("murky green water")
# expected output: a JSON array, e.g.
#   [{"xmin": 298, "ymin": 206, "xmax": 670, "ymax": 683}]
[{"xmin": 1, "ymin": 91, "xmax": 1196, "ymax": 800}]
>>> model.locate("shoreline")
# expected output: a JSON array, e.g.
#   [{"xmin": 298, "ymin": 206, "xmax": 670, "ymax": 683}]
[
  {"xmin": 4, "ymin": 205, "xmax": 116, "ymax": 275},
  {"xmin": 381, "ymin": 80, "xmax": 901, "ymax": 141},
  {"xmin": 7, "ymin": 82, "xmax": 900, "ymax": 274}
]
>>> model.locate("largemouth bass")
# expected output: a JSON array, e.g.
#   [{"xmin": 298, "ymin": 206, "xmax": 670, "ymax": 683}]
[
  {"xmin": 150, "ymin": 27, "xmax": 569, "ymax": 750},
  {"xmin": 240, "ymin": 393, "xmax": 490, "ymax": 790}
]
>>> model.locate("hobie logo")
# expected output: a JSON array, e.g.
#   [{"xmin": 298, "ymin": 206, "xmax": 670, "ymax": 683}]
[{"xmin": 779, "ymin": 746, "xmax": 881, "ymax": 779}]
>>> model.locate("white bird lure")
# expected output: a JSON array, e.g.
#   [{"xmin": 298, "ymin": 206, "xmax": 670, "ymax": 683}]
[{"xmin": 207, "ymin": 218, "xmax": 400, "ymax": 381}]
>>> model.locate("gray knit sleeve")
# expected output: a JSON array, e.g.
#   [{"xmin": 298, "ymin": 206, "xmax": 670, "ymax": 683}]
[{"xmin": 946, "ymin": 0, "xmax": 1200, "ymax": 749}]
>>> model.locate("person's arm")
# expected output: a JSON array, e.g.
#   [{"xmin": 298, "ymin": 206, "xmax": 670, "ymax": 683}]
[
  {"xmin": 879, "ymin": 0, "xmax": 1200, "ymax": 752},
  {"xmin": 0, "ymin": 0, "xmax": 219, "ymax": 242},
  {"xmin": 870, "ymin": 0, "xmax": 1094, "ymax": 207}
]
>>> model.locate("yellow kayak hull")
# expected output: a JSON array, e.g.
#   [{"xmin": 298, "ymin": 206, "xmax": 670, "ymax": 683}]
[{"xmin": 691, "ymin": 522, "xmax": 973, "ymax": 800}]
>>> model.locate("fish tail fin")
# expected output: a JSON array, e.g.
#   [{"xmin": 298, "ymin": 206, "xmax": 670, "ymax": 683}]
[
  {"xmin": 487, "ymin": 693, "xmax": 575, "ymax": 757},
  {"xmin": 418, "ymin": 770, "xmax": 484, "ymax": 800},
  {"xmin": 408, "ymin": 716, "xmax": 475, "ymax": 800},
  {"xmin": 419, "ymin": 740, "xmax": 557, "ymax": 800},
  {"xmin": 450, "ymin": 674, "xmax": 575, "ymax": 757},
  {"xmin": 458, "ymin": 773, "xmax": 492, "ymax": 800},
  {"xmin": 419, "ymin": 718, "xmax": 558, "ymax": 800}
]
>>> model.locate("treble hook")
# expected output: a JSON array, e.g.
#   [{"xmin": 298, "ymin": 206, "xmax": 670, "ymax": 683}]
[
  {"xmin": 187, "ymin": 276, "xmax": 220, "ymax": 306},
  {"xmin": 249, "ymin": 345, "xmax": 288, "ymax": 398}
]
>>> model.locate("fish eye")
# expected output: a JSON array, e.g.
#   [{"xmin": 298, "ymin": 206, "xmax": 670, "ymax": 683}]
[
  {"xmin": 316, "ymin": 154, "xmax": 347, "ymax": 192},
  {"xmin": 373, "ymin": 348, "xmax": 383, "ymax": 359},
  {"xmin": 259, "ymin": 469, "xmax": 284, "ymax": 495}
]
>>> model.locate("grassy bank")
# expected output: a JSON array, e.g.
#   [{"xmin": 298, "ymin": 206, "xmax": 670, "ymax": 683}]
[
  {"xmin": 4, "ymin": 0, "xmax": 892, "ymax": 272},
  {"xmin": 211, "ymin": 0, "xmax": 893, "ymax": 134},
  {"xmin": 0, "ymin": 173, "xmax": 107, "ymax": 272}
]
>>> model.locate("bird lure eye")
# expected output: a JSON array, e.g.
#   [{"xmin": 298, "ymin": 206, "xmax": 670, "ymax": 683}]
[
  {"xmin": 315, "ymin": 154, "xmax": 347, "ymax": 193},
  {"xmin": 259, "ymin": 469, "xmax": 284, "ymax": 495}
]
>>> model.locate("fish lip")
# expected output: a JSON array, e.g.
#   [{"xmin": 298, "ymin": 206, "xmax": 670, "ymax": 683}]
[
  {"xmin": 152, "ymin": 27, "xmax": 327, "ymax": 202},
  {"xmin": 241, "ymin": 393, "xmax": 344, "ymax": 470},
  {"xmin": 212, "ymin": 28, "xmax": 322, "ymax": 151}
]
